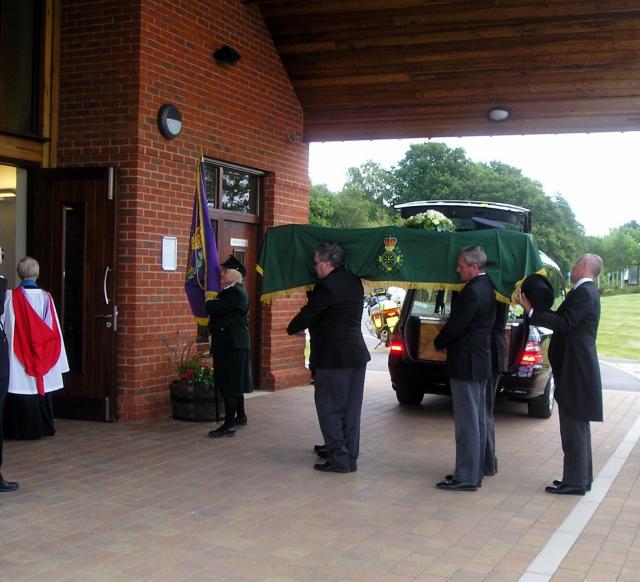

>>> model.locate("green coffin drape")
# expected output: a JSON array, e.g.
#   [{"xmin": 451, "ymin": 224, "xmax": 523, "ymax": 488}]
[{"xmin": 257, "ymin": 224, "xmax": 544, "ymax": 304}]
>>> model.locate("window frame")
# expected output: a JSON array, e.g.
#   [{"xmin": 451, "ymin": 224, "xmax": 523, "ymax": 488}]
[
  {"xmin": 203, "ymin": 157, "xmax": 264, "ymax": 221},
  {"xmin": 0, "ymin": 0, "xmax": 45, "ymax": 138}
]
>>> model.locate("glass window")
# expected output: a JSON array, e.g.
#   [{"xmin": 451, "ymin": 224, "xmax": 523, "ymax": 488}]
[
  {"xmin": 204, "ymin": 161, "xmax": 260, "ymax": 215},
  {"xmin": 233, "ymin": 250, "xmax": 245, "ymax": 265},
  {"xmin": 409, "ymin": 288, "xmax": 453, "ymax": 316},
  {"xmin": 0, "ymin": 0, "xmax": 42, "ymax": 134},
  {"xmin": 204, "ymin": 165, "xmax": 217, "ymax": 208},
  {"xmin": 62, "ymin": 203, "xmax": 85, "ymax": 372},
  {"xmin": 221, "ymin": 169, "xmax": 259, "ymax": 213}
]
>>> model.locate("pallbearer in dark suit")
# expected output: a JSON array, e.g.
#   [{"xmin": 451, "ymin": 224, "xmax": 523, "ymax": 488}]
[
  {"xmin": 517, "ymin": 254, "xmax": 604, "ymax": 495},
  {"xmin": 287, "ymin": 243, "xmax": 370, "ymax": 473},
  {"xmin": 206, "ymin": 255, "xmax": 253, "ymax": 438},
  {"xmin": 485, "ymin": 300, "xmax": 509, "ymax": 477},
  {"xmin": 434, "ymin": 246, "xmax": 497, "ymax": 491}
]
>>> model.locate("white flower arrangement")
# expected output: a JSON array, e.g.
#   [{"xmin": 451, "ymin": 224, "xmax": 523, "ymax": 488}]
[{"xmin": 404, "ymin": 209, "xmax": 455, "ymax": 232}]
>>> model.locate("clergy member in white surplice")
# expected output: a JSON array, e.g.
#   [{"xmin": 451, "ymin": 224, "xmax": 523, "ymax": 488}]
[{"xmin": 1, "ymin": 257, "xmax": 68, "ymax": 438}]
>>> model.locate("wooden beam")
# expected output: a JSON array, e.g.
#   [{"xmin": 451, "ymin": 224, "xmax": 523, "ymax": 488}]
[
  {"xmin": 0, "ymin": 134, "xmax": 45, "ymax": 165},
  {"xmin": 303, "ymin": 96, "xmax": 640, "ymax": 141}
]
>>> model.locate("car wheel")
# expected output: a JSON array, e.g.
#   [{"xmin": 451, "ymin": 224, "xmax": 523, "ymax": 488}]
[
  {"xmin": 528, "ymin": 375, "xmax": 555, "ymax": 419},
  {"xmin": 395, "ymin": 387, "xmax": 424, "ymax": 406}
]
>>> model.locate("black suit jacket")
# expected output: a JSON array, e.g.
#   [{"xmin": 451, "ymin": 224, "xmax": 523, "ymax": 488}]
[
  {"xmin": 491, "ymin": 301, "xmax": 509, "ymax": 374},
  {"xmin": 434, "ymin": 274, "xmax": 496, "ymax": 382},
  {"xmin": 206, "ymin": 283, "xmax": 250, "ymax": 354},
  {"xmin": 287, "ymin": 268, "xmax": 370, "ymax": 370},
  {"xmin": 530, "ymin": 281, "xmax": 603, "ymax": 421},
  {"xmin": 1, "ymin": 275, "xmax": 8, "ymax": 387}
]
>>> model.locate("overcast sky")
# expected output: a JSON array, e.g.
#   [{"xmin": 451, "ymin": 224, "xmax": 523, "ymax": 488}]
[{"xmin": 308, "ymin": 132, "xmax": 640, "ymax": 237}]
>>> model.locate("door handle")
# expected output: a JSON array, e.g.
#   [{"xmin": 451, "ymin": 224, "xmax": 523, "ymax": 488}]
[
  {"xmin": 95, "ymin": 304, "xmax": 118, "ymax": 331},
  {"xmin": 103, "ymin": 266, "xmax": 111, "ymax": 305},
  {"xmin": 95, "ymin": 313, "xmax": 112, "ymax": 329}
]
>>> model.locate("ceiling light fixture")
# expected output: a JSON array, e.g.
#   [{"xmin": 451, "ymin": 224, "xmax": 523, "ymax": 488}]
[{"xmin": 488, "ymin": 106, "xmax": 511, "ymax": 122}]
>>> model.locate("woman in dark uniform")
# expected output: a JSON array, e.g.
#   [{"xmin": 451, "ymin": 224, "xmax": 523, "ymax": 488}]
[{"xmin": 206, "ymin": 256, "xmax": 253, "ymax": 438}]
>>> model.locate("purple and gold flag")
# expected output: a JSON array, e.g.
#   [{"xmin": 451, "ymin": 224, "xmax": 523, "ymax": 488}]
[{"xmin": 185, "ymin": 161, "xmax": 220, "ymax": 325}]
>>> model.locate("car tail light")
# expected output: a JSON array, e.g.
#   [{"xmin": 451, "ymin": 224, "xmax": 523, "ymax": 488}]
[
  {"xmin": 390, "ymin": 340, "xmax": 403, "ymax": 354},
  {"xmin": 519, "ymin": 341, "xmax": 543, "ymax": 365}
]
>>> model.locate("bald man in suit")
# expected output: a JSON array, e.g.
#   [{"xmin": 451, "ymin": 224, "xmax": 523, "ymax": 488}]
[{"xmin": 517, "ymin": 253, "xmax": 604, "ymax": 495}]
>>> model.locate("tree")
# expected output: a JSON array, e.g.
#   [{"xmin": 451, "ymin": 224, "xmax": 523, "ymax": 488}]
[
  {"xmin": 390, "ymin": 142, "xmax": 474, "ymax": 206},
  {"xmin": 310, "ymin": 162, "xmax": 399, "ymax": 228},
  {"xmin": 309, "ymin": 184, "xmax": 336, "ymax": 226},
  {"xmin": 344, "ymin": 160, "xmax": 394, "ymax": 206},
  {"xmin": 599, "ymin": 226, "xmax": 640, "ymax": 272},
  {"xmin": 310, "ymin": 141, "xmax": 593, "ymax": 275},
  {"xmin": 331, "ymin": 189, "xmax": 371, "ymax": 228},
  {"xmin": 343, "ymin": 160, "xmax": 398, "ymax": 225},
  {"xmin": 388, "ymin": 144, "xmax": 584, "ymax": 274}
]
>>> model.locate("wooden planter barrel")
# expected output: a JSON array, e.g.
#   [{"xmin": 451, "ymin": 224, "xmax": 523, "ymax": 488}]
[{"xmin": 170, "ymin": 381, "xmax": 222, "ymax": 422}]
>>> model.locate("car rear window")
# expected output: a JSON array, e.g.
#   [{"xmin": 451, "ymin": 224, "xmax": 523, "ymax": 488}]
[{"xmin": 410, "ymin": 289, "xmax": 454, "ymax": 317}]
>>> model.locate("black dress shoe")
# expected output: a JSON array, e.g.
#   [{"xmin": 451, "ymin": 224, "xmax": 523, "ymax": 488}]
[
  {"xmin": 313, "ymin": 444, "xmax": 326, "ymax": 453},
  {"xmin": 235, "ymin": 415, "xmax": 248, "ymax": 425},
  {"xmin": 0, "ymin": 476, "xmax": 19, "ymax": 492},
  {"xmin": 436, "ymin": 479, "xmax": 477, "ymax": 492},
  {"xmin": 545, "ymin": 483, "xmax": 586, "ymax": 495},
  {"xmin": 552, "ymin": 479, "xmax": 591, "ymax": 492},
  {"xmin": 208, "ymin": 425, "xmax": 236, "ymax": 438},
  {"xmin": 313, "ymin": 462, "xmax": 350, "ymax": 474},
  {"xmin": 445, "ymin": 474, "xmax": 481, "ymax": 487}
]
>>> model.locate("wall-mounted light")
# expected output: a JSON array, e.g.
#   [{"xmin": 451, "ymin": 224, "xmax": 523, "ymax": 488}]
[
  {"xmin": 157, "ymin": 104, "xmax": 183, "ymax": 140},
  {"xmin": 0, "ymin": 188, "xmax": 16, "ymax": 199},
  {"xmin": 487, "ymin": 106, "xmax": 511, "ymax": 122},
  {"xmin": 213, "ymin": 45, "xmax": 241, "ymax": 65}
]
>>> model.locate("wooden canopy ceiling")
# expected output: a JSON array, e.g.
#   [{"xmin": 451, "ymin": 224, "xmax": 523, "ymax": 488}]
[{"xmin": 249, "ymin": 0, "xmax": 640, "ymax": 141}]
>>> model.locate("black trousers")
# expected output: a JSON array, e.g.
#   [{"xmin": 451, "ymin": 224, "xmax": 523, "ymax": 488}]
[
  {"xmin": 450, "ymin": 378, "xmax": 487, "ymax": 486},
  {"xmin": 483, "ymin": 372, "xmax": 500, "ymax": 475},
  {"xmin": 0, "ymin": 329, "xmax": 9, "ymax": 469},
  {"xmin": 314, "ymin": 365, "xmax": 366, "ymax": 471},
  {"xmin": 222, "ymin": 394, "xmax": 245, "ymax": 427},
  {"xmin": 558, "ymin": 403, "xmax": 592, "ymax": 488}
]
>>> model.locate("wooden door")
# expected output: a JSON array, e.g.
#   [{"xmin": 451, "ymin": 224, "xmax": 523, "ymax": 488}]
[
  {"xmin": 216, "ymin": 219, "xmax": 260, "ymax": 383},
  {"xmin": 29, "ymin": 167, "xmax": 118, "ymax": 421}
]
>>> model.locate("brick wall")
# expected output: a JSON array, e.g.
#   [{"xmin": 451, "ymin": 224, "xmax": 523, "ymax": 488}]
[{"xmin": 58, "ymin": 0, "xmax": 310, "ymax": 420}]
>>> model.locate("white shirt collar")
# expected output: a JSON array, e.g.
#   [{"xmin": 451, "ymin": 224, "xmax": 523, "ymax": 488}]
[{"xmin": 573, "ymin": 277, "xmax": 593, "ymax": 290}]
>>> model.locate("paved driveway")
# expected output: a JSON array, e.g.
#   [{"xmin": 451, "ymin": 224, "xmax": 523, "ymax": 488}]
[{"xmin": 2, "ymin": 369, "xmax": 640, "ymax": 581}]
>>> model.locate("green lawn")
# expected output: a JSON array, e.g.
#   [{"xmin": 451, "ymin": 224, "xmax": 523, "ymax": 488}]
[{"xmin": 597, "ymin": 294, "xmax": 640, "ymax": 360}]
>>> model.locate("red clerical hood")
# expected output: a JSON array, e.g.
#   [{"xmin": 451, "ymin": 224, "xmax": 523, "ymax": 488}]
[{"xmin": 11, "ymin": 289, "xmax": 62, "ymax": 396}]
